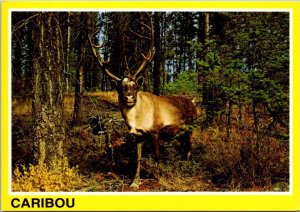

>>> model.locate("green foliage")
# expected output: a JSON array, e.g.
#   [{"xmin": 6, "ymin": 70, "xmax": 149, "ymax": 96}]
[
  {"xmin": 195, "ymin": 40, "xmax": 225, "ymax": 120},
  {"xmin": 191, "ymin": 12, "xmax": 289, "ymax": 127},
  {"xmin": 245, "ymin": 68, "xmax": 288, "ymax": 109},
  {"xmin": 222, "ymin": 60, "xmax": 249, "ymax": 103},
  {"xmin": 164, "ymin": 71, "xmax": 200, "ymax": 95}
]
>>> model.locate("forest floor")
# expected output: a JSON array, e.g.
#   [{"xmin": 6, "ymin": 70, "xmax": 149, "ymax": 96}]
[{"xmin": 12, "ymin": 91, "xmax": 289, "ymax": 192}]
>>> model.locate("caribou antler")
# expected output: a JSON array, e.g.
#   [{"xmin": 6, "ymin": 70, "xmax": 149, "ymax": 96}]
[
  {"xmin": 124, "ymin": 56, "xmax": 131, "ymax": 76},
  {"xmin": 88, "ymin": 30, "xmax": 121, "ymax": 82},
  {"xmin": 89, "ymin": 12, "xmax": 155, "ymax": 81},
  {"xmin": 132, "ymin": 12, "xmax": 155, "ymax": 78}
]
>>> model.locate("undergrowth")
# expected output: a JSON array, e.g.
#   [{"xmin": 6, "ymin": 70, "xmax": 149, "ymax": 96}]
[
  {"xmin": 12, "ymin": 163, "xmax": 82, "ymax": 192},
  {"xmin": 11, "ymin": 92, "xmax": 289, "ymax": 192},
  {"xmin": 199, "ymin": 126, "xmax": 289, "ymax": 191}
]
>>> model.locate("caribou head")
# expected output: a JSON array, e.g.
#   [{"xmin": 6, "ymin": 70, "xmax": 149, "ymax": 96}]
[{"xmin": 89, "ymin": 12, "xmax": 155, "ymax": 107}]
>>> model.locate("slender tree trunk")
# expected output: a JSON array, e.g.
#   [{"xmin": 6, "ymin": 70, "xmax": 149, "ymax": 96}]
[
  {"xmin": 238, "ymin": 97, "xmax": 243, "ymax": 128},
  {"xmin": 252, "ymin": 101, "xmax": 260, "ymax": 140},
  {"xmin": 72, "ymin": 12, "xmax": 87, "ymax": 125},
  {"xmin": 73, "ymin": 64, "xmax": 85, "ymax": 125},
  {"xmin": 26, "ymin": 25, "xmax": 34, "ymax": 93},
  {"xmin": 139, "ymin": 13, "xmax": 151, "ymax": 91},
  {"xmin": 203, "ymin": 13, "xmax": 209, "ymax": 42},
  {"xmin": 196, "ymin": 12, "xmax": 202, "ymax": 85},
  {"xmin": 252, "ymin": 101, "xmax": 261, "ymax": 153},
  {"xmin": 12, "ymin": 35, "xmax": 22, "ymax": 94},
  {"xmin": 143, "ymin": 70, "xmax": 150, "ymax": 91},
  {"xmin": 101, "ymin": 75, "xmax": 107, "ymax": 91},
  {"xmin": 110, "ymin": 12, "xmax": 126, "ymax": 88},
  {"xmin": 177, "ymin": 33, "xmax": 183, "ymax": 75},
  {"xmin": 226, "ymin": 100, "xmax": 233, "ymax": 141},
  {"xmin": 32, "ymin": 12, "xmax": 66, "ymax": 168},
  {"xmin": 153, "ymin": 12, "xmax": 161, "ymax": 95},
  {"xmin": 201, "ymin": 13, "xmax": 214, "ymax": 124},
  {"xmin": 160, "ymin": 13, "xmax": 166, "ymax": 92},
  {"xmin": 66, "ymin": 12, "xmax": 71, "ymax": 92}
]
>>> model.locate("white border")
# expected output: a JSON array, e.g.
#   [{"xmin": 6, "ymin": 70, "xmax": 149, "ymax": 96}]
[{"xmin": 7, "ymin": 8, "xmax": 293, "ymax": 197}]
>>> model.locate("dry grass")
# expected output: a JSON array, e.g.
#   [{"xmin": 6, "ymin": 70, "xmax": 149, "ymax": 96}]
[
  {"xmin": 12, "ymin": 91, "xmax": 119, "ymax": 122},
  {"xmin": 158, "ymin": 176, "xmax": 212, "ymax": 191},
  {"xmin": 86, "ymin": 91, "xmax": 118, "ymax": 104},
  {"xmin": 12, "ymin": 96, "xmax": 32, "ymax": 116},
  {"xmin": 11, "ymin": 92, "xmax": 289, "ymax": 192}
]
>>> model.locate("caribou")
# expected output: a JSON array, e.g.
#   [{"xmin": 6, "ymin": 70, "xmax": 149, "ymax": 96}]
[{"xmin": 89, "ymin": 13, "xmax": 197, "ymax": 188}]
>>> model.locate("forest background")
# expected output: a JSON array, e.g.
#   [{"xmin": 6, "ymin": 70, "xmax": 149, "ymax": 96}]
[{"xmin": 11, "ymin": 11, "xmax": 289, "ymax": 192}]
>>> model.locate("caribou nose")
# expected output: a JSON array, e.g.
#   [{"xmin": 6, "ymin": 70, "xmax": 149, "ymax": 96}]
[{"xmin": 126, "ymin": 95, "xmax": 135, "ymax": 102}]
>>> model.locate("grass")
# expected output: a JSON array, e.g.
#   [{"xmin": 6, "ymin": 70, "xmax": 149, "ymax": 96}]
[{"xmin": 11, "ymin": 91, "xmax": 289, "ymax": 192}]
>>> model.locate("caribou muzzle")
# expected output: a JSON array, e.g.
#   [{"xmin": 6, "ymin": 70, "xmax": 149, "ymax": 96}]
[{"xmin": 124, "ymin": 95, "xmax": 136, "ymax": 107}]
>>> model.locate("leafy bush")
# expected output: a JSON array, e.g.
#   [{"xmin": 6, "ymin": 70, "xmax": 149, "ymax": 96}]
[
  {"xmin": 12, "ymin": 163, "xmax": 82, "ymax": 192},
  {"xmin": 164, "ymin": 71, "xmax": 200, "ymax": 96}
]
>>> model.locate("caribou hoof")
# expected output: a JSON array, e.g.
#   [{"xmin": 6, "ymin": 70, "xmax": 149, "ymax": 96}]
[{"xmin": 130, "ymin": 179, "xmax": 141, "ymax": 189}]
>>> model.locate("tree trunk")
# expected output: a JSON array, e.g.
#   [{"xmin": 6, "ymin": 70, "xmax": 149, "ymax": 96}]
[
  {"xmin": 12, "ymin": 35, "xmax": 22, "ymax": 94},
  {"xmin": 200, "ymin": 13, "xmax": 214, "ymax": 124},
  {"xmin": 110, "ymin": 13, "xmax": 126, "ymax": 82},
  {"xmin": 65, "ymin": 12, "xmax": 71, "ymax": 92},
  {"xmin": 32, "ymin": 12, "xmax": 66, "ymax": 168},
  {"xmin": 203, "ymin": 13, "xmax": 209, "ymax": 42},
  {"xmin": 252, "ymin": 101, "xmax": 260, "ymax": 140},
  {"xmin": 139, "ymin": 12, "xmax": 151, "ymax": 91},
  {"xmin": 226, "ymin": 100, "xmax": 233, "ymax": 141},
  {"xmin": 153, "ymin": 12, "xmax": 161, "ymax": 95},
  {"xmin": 72, "ymin": 12, "xmax": 87, "ymax": 125}
]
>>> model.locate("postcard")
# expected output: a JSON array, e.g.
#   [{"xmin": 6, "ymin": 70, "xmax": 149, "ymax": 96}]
[{"xmin": 1, "ymin": 0, "xmax": 299, "ymax": 211}]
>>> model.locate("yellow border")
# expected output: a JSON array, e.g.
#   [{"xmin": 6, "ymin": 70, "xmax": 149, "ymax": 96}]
[{"xmin": 1, "ymin": 1, "xmax": 300, "ymax": 211}]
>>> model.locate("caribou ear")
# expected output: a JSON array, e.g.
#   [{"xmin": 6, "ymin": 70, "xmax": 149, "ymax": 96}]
[{"xmin": 136, "ymin": 76, "xmax": 144, "ymax": 88}]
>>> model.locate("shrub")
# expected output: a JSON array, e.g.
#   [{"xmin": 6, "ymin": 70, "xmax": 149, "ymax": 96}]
[
  {"xmin": 12, "ymin": 163, "xmax": 82, "ymax": 192},
  {"xmin": 200, "ymin": 126, "xmax": 289, "ymax": 191},
  {"xmin": 164, "ymin": 71, "xmax": 200, "ymax": 96}
]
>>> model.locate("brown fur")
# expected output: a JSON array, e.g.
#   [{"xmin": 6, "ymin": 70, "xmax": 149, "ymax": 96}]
[
  {"xmin": 119, "ymin": 91, "xmax": 196, "ymax": 158},
  {"xmin": 161, "ymin": 95, "xmax": 197, "ymax": 123},
  {"xmin": 114, "ymin": 77, "xmax": 197, "ymax": 187}
]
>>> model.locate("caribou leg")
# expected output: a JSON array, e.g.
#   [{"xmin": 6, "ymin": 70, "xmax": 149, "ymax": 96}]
[
  {"xmin": 151, "ymin": 133, "xmax": 160, "ymax": 161},
  {"xmin": 179, "ymin": 130, "xmax": 192, "ymax": 160},
  {"xmin": 151, "ymin": 133, "xmax": 162, "ymax": 180},
  {"xmin": 130, "ymin": 142, "xmax": 142, "ymax": 188}
]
